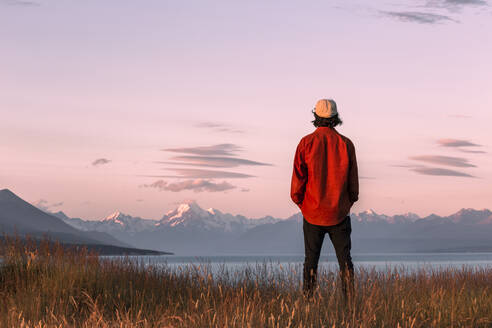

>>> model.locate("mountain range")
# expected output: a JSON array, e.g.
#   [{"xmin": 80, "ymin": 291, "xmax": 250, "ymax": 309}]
[
  {"xmin": 50, "ymin": 198, "xmax": 492, "ymax": 255},
  {"xmin": 2, "ymin": 187, "xmax": 491, "ymax": 255}
]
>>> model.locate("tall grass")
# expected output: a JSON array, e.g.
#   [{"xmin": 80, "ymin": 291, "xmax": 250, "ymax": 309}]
[{"xmin": 1, "ymin": 236, "xmax": 491, "ymax": 327}]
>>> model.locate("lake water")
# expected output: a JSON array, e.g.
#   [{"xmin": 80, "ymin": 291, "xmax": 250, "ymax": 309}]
[{"xmin": 109, "ymin": 252, "xmax": 492, "ymax": 274}]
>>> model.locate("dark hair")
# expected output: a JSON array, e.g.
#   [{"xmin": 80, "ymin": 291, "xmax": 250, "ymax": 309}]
[{"xmin": 311, "ymin": 110, "xmax": 343, "ymax": 128}]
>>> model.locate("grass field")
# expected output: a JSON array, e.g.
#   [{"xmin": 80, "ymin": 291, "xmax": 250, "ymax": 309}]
[{"xmin": 1, "ymin": 236, "xmax": 491, "ymax": 327}]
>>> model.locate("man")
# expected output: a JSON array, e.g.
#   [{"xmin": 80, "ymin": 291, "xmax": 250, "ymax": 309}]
[{"xmin": 291, "ymin": 99, "xmax": 359, "ymax": 300}]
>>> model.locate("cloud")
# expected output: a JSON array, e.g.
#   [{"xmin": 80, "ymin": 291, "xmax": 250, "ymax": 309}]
[
  {"xmin": 162, "ymin": 144, "xmax": 242, "ymax": 156},
  {"xmin": 136, "ymin": 199, "xmax": 144, "ymax": 202},
  {"xmin": 169, "ymin": 168, "xmax": 254, "ymax": 178},
  {"xmin": 409, "ymin": 155, "xmax": 476, "ymax": 167},
  {"xmin": 34, "ymin": 199, "xmax": 64, "ymax": 212},
  {"xmin": 394, "ymin": 162, "xmax": 475, "ymax": 178},
  {"xmin": 142, "ymin": 168, "xmax": 254, "ymax": 179},
  {"xmin": 458, "ymin": 149, "xmax": 487, "ymax": 154},
  {"xmin": 1, "ymin": 0, "xmax": 39, "ymax": 6},
  {"xmin": 140, "ymin": 179, "xmax": 236, "ymax": 193},
  {"xmin": 390, "ymin": 164, "xmax": 418, "ymax": 168},
  {"xmin": 195, "ymin": 122, "xmax": 223, "ymax": 129},
  {"xmin": 427, "ymin": 0, "xmax": 487, "ymax": 10},
  {"xmin": 92, "ymin": 158, "xmax": 111, "ymax": 166},
  {"xmin": 437, "ymin": 138, "xmax": 481, "ymax": 148},
  {"xmin": 437, "ymin": 138, "xmax": 486, "ymax": 153},
  {"xmin": 240, "ymin": 188, "xmax": 250, "ymax": 192},
  {"xmin": 164, "ymin": 155, "xmax": 272, "ymax": 168},
  {"xmin": 382, "ymin": 11, "xmax": 456, "ymax": 24},
  {"xmin": 195, "ymin": 122, "xmax": 245, "ymax": 134},
  {"xmin": 444, "ymin": 0, "xmax": 486, "ymax": 4},
  {"xmin": 155, "ymin": 143, "xmax": 271, "ymax": 181},
  {"xmin": 410, "ymin": 167, "xmax": 475, "ymax": 177}
]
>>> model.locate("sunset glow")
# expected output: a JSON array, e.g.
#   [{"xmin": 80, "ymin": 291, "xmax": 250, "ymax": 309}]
[{"xmin": 1, "ymin": 0, "xmax": 491, "ymax": 220}]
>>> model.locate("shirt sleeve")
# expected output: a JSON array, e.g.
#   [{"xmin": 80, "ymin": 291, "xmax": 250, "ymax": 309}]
[
  {"xmin": 290, "ymin": 139, "xmax": 308, "ymax": 206},
  {"xmin": 347, "ymin": 139, "xmax": 359, "ymax": 204}
]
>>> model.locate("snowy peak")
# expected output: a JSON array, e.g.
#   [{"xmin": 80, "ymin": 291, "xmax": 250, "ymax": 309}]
[
  {"xmin": 356, "ymin": 209, "xmax": 389, "ymax": 222},
  {"xmin": 160, "ymin": 201, "xmax": 213, "ymax": 228},
  {"xmin": 177, "ymin": 201, "xmax": 207, "ymax": 215},
  {"xmin": 86, "ymin": 211, "xmax": 159, "ymax": 232},
  {"xmin": 363, "ymin": 209, "xmax": 378, "ymax": 216},
  {"xmin": 102, "ymin": 211, "xmax": 136, "ymax": 226},
  {"xmin": 207, "ymin": 207, "xmax": 222, "ymax": 215},
  {"xmin": 401, "ymin": 212, "xmax": 420, "ymax": 220},
  {"xmin": 354, "ymin": 210, "xmax": 417, "ymax": 223},
  {"xmin": 103, "ymin": 211, "xmax": 123, "ymax": 222},
  {"xmin": 158, "ymin": 202, "xmax": 280, "ymax": 232},
  {"xmin": 161, "ymin": 201, "xmax": 210, "ymax": 224},
  {"xmin": 448, "ymin": 208, "xmax": 492, "ymax": 224},
  {"xmin": 164, "ymin": 201, "xmax": 207, "ymax": 217}
]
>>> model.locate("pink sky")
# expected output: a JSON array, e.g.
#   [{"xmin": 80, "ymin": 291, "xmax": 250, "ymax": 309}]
[{"xmin": 1, "ymin": 0, "xmax": 491, "ymax": 220}]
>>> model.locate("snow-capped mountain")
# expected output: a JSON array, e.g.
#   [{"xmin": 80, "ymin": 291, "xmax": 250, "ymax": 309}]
[
  {"xmin": 159, "ymin": 202, "xmax": 215, "ymax": 227},
  {"xmin": 352, "ymin": 209, "xmax": 419, "ymax": 224},
  {"xmin": 157, "ymin": 201, "xmax": 280, "ymax": 232},
  {"xmin": 353, "ymin": 209, "xmax": 390, "ymax": 222},
  {"xmin": 384, "ymin": 213, "xmax": 420, "ymax": 224},
  {"xmin": 446, "ymin": 208, "xmax": 492, "ymax": 225},
  {"xmin": 100, "ymin": 211, "xmax": 158, "ymax": 232},
  {"xmin": 58, "ymin": 201, "xmax": 280, "ymax": 235},
  {"xmin": 57, "ymin": 211, "xmax": 158, "ymax": 234},
  {"xmin": 51, "ymin": 201, "xmax": 492, "ymax": 254},
  {"xmin": 57, "ymin": 202, "xmax": 492, "ymax": 237}
]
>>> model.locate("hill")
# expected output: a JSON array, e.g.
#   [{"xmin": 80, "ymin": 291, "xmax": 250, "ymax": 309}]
[{"xmin": 0, "ymin": 189, "xmax": 172, "ymax": 255}]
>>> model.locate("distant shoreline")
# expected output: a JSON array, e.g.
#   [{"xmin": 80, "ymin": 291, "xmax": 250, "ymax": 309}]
[{"xmin": 0, "ymin": 238, "xmax": 173, "ymax": 257}]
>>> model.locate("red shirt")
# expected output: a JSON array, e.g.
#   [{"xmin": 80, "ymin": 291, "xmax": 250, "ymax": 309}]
[{"xmin": 291, "ymin": 127, "xmax": 359, "ymax": 226}]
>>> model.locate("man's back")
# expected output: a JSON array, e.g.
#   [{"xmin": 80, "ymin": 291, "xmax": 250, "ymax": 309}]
[
  {"xmin": 291, "ymin": 126, "xmax": 358, "ymax": 226},
  {"xmin": 293, "ymin": 98, "xmax": 357, "ymax": 298}
]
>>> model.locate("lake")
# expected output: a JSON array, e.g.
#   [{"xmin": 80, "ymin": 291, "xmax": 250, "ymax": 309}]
[{"xmin": 108, "ymin": 252, "xmax": 492, "ymax": 274}]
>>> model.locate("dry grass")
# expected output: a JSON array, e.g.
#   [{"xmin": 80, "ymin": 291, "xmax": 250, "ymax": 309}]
[{"xmin": 1, "ymin": 236, "xmax": 491, "ymax": 327}]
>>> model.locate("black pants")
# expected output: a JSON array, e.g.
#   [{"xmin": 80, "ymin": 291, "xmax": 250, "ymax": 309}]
[{"xmin": 303, "ymin": 216, "xmax": 354, "ymax": 297}]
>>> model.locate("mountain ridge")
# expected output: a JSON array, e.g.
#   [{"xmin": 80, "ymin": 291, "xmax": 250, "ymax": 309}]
[
  {"xmin": 50, "ymin": 199, "xmax": 492, "ymax": 255},
  {"xmin": 57, "ymin": 200, "xmax": 492, "ymax": 228}
]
